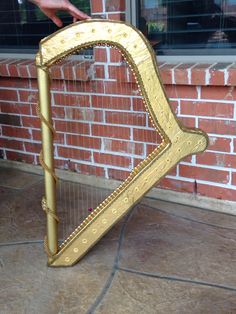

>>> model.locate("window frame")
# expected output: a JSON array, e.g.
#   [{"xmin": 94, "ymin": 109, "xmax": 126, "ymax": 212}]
[{"xmin": 126, "ymin": 0, "xmax": 236, "ymax": 63}]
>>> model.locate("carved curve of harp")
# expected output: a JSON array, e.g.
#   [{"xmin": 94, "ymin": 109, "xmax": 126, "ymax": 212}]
[{"xmin": 36, "ymin": 19, "xmax": 208, "ymax": 267}]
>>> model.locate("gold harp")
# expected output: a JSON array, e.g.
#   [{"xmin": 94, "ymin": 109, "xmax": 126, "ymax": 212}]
[{"xmin": 36, "ymin": 19, "xmax": 208, "ymax": 267}]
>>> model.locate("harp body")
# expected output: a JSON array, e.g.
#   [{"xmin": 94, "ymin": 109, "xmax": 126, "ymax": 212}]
[{"xmin": 36, "ymin": 19, "xmax": 208, "ymax": 267}]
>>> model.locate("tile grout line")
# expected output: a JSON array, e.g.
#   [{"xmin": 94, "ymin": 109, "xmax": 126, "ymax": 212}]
[
  {"xmin": 87, "ymin": 207, "xmax": 136, "ymax": 314},
  {"xmin": 118, "ymin": 266, "xmax": 236, "ymax": 293},
  {"xmin": 141, "ymin": 203, "xmax": 236, "ymax": 231},
  {"xmin": 144, "ymin": 196, "xmax": 236, "ymax": 218}
]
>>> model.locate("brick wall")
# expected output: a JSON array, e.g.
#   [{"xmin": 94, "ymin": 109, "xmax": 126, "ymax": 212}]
[{"xmin": 0, "ymin": 0, "xmax": 235, "ymax": 202}]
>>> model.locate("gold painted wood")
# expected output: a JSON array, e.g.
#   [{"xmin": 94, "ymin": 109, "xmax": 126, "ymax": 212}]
[{"xmin": 36, "ymin": 19, "xmax": 208, "ymax": 266}]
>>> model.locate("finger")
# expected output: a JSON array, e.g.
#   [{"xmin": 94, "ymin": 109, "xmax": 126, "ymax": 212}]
[
  {"xmin": 67, "ymin": 3, "xmax": 91, "ymax": 20},
  {"xmin": 51, "ymin": 15, "xmax": 63, "ymax": 27},
  {"xmin": 41, "ymin": 8, "xmax": 63, "ymax": 27}
]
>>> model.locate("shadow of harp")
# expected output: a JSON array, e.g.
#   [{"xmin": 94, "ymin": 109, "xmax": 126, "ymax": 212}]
[{"xmin": 36, "ymin": 19, "xmax": 208, "ymax": 267}]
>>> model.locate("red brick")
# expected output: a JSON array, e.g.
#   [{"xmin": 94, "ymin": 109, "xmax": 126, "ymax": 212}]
[
  {"xmin": 50, "ymin": 79, "xmax": 67, "ymax": 91},
  {"xmin": 209, "ymin": 70, "xmax": 224, "ymax": 86},
  {"xmin": 208, "ymin": 136, "xmax": 231, "ymax": 153},
  {"xmin": 0, "ymin": 77, "xmax": 30, "ymax": 89},
  {"xmin": 110, "ymin": 48, "xmax": 123, "ymax": 63},
  {"xmin": 146, "ymin": 143, "xmax": 162, "ymax": 155},
  {"xmin": 53, "ymin": 93, "xmax": 90, "ymax": 107},
  {"xmin": 5, "ymin": 150, "xmax": 34, "ymax": 163},
  {"xmin": 107, "ymin": 13, "xmax": 125, "ymax": 20},
  {"xmin": 0, "ymin": 138, "xmax": 24, "ymax": 151},
  {"xmin": 55, "ymin": 121, "xmax": 90, "ymax": 135},
  {"xmin": 0, "ymin": 114, "xmax": 21, "ymax": 126},
  {"xmin": 94, "ymin": 48, "xmax": 107, "ymax": 62},
  {"xmin": 105, "ymin": 111, "xmax": 146, "ymax": 126},
  {"xmin": 18, "ymin": 60, "xmax": 34, "ymax": 78},
  {"xmin": 180, "ymin": 100, "xmax": 234, "ymax": 118},
  {"xmin": 92, "ymin": 124, "xmax": 130, "ymax": 140},
  {"xmin": 21, "ymin": 116, "xmax": 40, "ymax": 129},
  {"xmin": 7, "ymin": 60, "xmax": 21, "ymax": 77},
  {"xmin": 159, "ymin": 64, "xmax": 173, "ymax": 84},
  {"xmin": 79, "ymin": 164, "xmax": 105, "ymax": 177},
  {"xmin": 94, "ymin": 65, "xmax": 105, "ymax": 79},
  {"xmin": 133, "ymin": 128, "xmax": 162, "ymax": 143},
  {"xmin": 63, "ymin": 61, "xmax": 91, "ymax": 81},
  {"xmin": 201, "ymin": 86, "xmax": 236, "ymax": 100},
  {"xmin": 174, "ymin": 63, "xmax": 195, "ymax": 85},
  {"xmin": 24, "ymin": 142, "xmax": 41, "ymax": 154},
  {"xmin": 28, "ymin": 63, "xmax": 37, "ymax": 78},
  {"xmin": 179, "ymin": 164, "xmax": 229, "ymax": 184},
  {"xmin": 133, "ymin": 98, "xmax": 146, "ymax": 112},
  {"xmin": 157, "ymin": 178, "xmax": 195, "ymax": 193},
  {"xmin": 234, "ymin": 139, "xmax": 236, "ymax": 153},
  {"xmin": 196, "ymin": 152, "xmax": 236, "ymax": 168},
  {"xmin": 0, "ymin": 102, "xmax": 30, "ymax": 115},
  {"xmin": 66, "ymin": 134, "xmax": 101, "ymax": 149},
  {"xmin": 57, "ymin": 146, "xmax": 91, "ymax": 161},
  {"xmin": 32, "ymin": 129, "xmax": 64, "ymax": 144},
  {"xmin": 133, "ymin": 158, "xmax": 145, "ymax": 167},
  {"xmin": 165, "ymin": 85, "xmax": 198, "ymax": 99},
  {"xmin": 109, "ymin": 65, "xmax": 128, "ymax": 82},
  {"xmin": 227, "ymin": 66, "xmax": 236, "ymax": 86},
  {"xmin": 178, "ymin": 116, "xmax": 196, "ymax": 128},
  {"xmin": 191, "ymin": 64, "xmax": 211, "ymax": 85},
  {"xmin": 91, "ymin": 0, "xmax": 103, "ymax": 13},
  {"xmin": 0, "ymin": 89, "xmax": 18, "ymax": 101},
  {"xmin": 209, "ymin": 63, "xmax": 231, "ymax": 86},
  {"xmin": 92, "ymin": 95, "xmax": 131, "ymax": 110},
  {"xmin": 66, "ymin": 81, "xmax": 104, "ymax": 94},
  {"xmin": 19, "ymin": 90, "xmax": 38, "ymax": 103},
  {"xmin": 104, "ymin": 81, "xmax": 139, "ymax": 96},
  {"xmin": 169, "ymin": 100, "xmax": 179, "ymax": 114},
  {"xmin": 65, "ymin": 108, "xmax": 103, "ymax": 122},
  {"xmin": 199, "ymin": 119, "xmax": 236, "ymax": 136},
  {"xmin": 94, "ymin": 152, "xmax": 131, "ymax": 168},
  {"xmin": 52, "ymin": 107, "xmax": 65, "ymax": 119},
  {"xmin": 53, "ymin": 158, "xmax": 76, "ymax": 170},
  {"xmin": 50, "ymin": 65, "xmax": 62, "ymax": 80},
  {"xmin": 232, "ymin": 172, "xmax": 236, "ymax": 186},
  {"xmin": 103, "ymin": 139, "xmax": 144, "ymax": 156},
  {"xmin": 31, "ymin": 129, "xmax": 41, "ymax": 141},
  {"xmin": 2, "ymin": 126, "xmax": 31, "ymax": 139},
  {"xmin": 0, "ymin": 59, "xmax": 9, "ymax": 76},
  {"xmin": 108, "ymin": 168, "xmax": 130, "ymax": 181},
  {"xmin": 197, "ymin": 183, "xmax": 236, "ymax": 202}
]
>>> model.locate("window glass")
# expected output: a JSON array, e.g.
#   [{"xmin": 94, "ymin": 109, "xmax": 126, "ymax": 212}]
[
  {"xmin": 138, "ymin": 0, "xmax": 236, "ymax": 55},
  {"xmin": 0, "ymin": 0, "xmax": 90, "ymax": 51}
]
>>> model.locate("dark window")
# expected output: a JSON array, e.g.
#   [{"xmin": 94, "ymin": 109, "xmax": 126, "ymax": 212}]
[
  {"xmin": 0, "ymin": 0, "xmax": 90, "ymax": 52},
  {"xmin": 138, "ymin": 0, "xmax": 236, "ymax": 55}
]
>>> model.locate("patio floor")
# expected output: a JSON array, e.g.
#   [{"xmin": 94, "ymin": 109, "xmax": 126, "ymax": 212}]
[{"xmin": 1, "ymin": 166, "xmax": 236, "ymax": 314}]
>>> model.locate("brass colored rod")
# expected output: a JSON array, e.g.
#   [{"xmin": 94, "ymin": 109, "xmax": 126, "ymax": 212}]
[{"xmin": 37, "ymin": 67, "xmax": 58, "ymax": 258}]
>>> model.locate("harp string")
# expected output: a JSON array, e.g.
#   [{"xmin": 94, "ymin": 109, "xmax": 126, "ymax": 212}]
[{"xmin": 49, "ymin": 44, "xmax": 162, "ymax": 243}]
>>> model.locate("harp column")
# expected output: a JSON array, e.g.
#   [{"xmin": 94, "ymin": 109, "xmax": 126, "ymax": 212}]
[{"xmin": 37, "ymin": 66, "xmax": 58, "ymax": 257}]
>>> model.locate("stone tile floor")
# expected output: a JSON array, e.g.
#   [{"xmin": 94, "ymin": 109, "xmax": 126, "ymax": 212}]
[{"xmin": 1, "ymin": 166, "xmax": 236, "ymax": 314}]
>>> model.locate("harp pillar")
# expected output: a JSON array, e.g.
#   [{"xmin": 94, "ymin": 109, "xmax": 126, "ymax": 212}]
[{"xmin": 37, "ymin": 66, "xmax": 58, "ymax": 258}]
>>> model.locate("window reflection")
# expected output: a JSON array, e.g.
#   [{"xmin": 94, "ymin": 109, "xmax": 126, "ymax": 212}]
[
  {"xmin": 139, "ymin": 0, "xmax": 236, "ymax": 54},
  {"xmin": 0, "ymin": 0, "xmax": 90, "ymax": 50}
]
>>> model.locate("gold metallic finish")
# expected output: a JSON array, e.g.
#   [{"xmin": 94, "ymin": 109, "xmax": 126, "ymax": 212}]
[
  {"xmin": 36, "ymin": 19, "xmax": 208, "ymax": 266},
  {"xmin": 37, "ymin": 67, "xmax": 58, "ymax": 259}
]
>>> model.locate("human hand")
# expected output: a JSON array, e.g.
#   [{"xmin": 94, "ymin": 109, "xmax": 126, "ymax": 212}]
[{"xmin": 30, "ymin": 0, "xmax": 91, "ymax": 27}]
